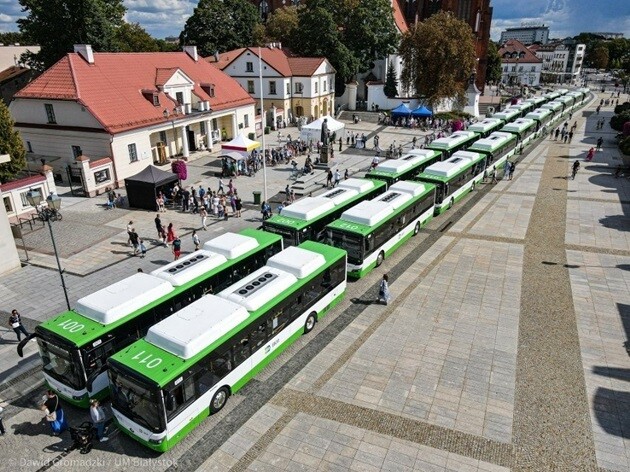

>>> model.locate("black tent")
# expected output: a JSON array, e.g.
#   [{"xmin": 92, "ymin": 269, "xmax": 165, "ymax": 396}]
[{"xmin": 124, "ymin": 165, "xmax": 178, "ymax": 211}]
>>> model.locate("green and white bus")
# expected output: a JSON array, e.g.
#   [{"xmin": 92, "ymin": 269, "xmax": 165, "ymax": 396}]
[
  {"xmin": 428, "ymin": 130, "xmax": 478, "ymax": 159},
  {"xmin": 492, "ymin": 108, "xmax": 520, "ymax": 124},
  {"xmin": 541, "ymin": 100, "xmax": 565, "ymax": 119},
  {"xmin": 326, "ymin": 181, "xmax": 436, "ymax": 278},
  {"xmin": 508, "ymin": 102, "xmax": 534, "ymax": 118},
  {"xmin": 415, "ymin": 151, "xmax": 486, "ymax": 215},
  {"xmin": 364, "ymin": 149, "xmax": 442, "ymax": 186},
  {"xmin": 107, "ymin": 242, "xmax": 347, "ymax": 451},
  {"xmin": 22, "ymin": 229, "xmax": 283, "ymax": 407},
  {"xmin": 524, "ymin": 108, "xmax": 553, "ymax": 131},
  {"xmin": 500, "ymin": 118, "xmax": 537, "ymax": 145},
  {"xmin": 263, "ymin": 178, "xmax": 386, "ymax": 247},
  {"xmin": 556, "ymin": 88, "xmax": 569, "ymax": 96},
  {"xmin": 567, "ymin": 90, "xmax": 585, "ymax": 105},
  {"xmin": 543, "ymin": 91, "xmax": 561, "ymax": 101},
  {"xmin": 556, "ymin": 95, "xmax": 575, "ymax": 112},
  {"xmin": 468, "ymin": 118, "xmax": 504, "ymax": 138},
  {"xmin": 468, "ymin": 131, "xmax": 518, "ymax": 173},
  {"xmin": 524, "ymin": 96, "xmax": 547, "ymax": 108}
]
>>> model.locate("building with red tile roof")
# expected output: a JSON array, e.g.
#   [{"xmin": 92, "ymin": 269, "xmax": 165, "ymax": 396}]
[
  {"xmin": 499, "ymin": 40, "xmax": 542, "ymax": 87},
  {"xmin": 209, "ymin": 46, "xmax": 335, "ymax": 123},
  {"xmin": 9, "ymin": 45, "xmax": 256, "ymax": 195}
]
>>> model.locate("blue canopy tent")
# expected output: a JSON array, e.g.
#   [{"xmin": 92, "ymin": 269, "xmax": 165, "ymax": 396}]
[
  {"xmin": 411, "ymin": 105, "xmax": 433, "ymax": 117},
  {"xmin": 391, "ymin": 103, "xmax": 412, "ymax": 119}
]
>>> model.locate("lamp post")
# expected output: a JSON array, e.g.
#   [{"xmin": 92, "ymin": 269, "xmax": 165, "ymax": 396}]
[
  {"xmin": 26, "ymin": 188, "xmax": 71, "ymax": 311},
  {"xmin": 258, "ymin": 46, "xmax": 268, "ymax": 202}
]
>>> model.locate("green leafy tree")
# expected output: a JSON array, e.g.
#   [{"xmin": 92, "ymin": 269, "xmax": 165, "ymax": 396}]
[
  {"xmin": 264, "ymin": 6, "xmax": 300, "ymax": 49},
  {"xmin": 180, "ymin": 0, "xmax": 260, "ymax": 57},
  {"xmin": 113, "ymin": 22, "xmax": 159, "ymax": 52},
  {"xmin": 383, "ymin": 61, "xmax": 398, "ymax": 98},
  {"xmin": 0, "ymin": 101, "xmax": 27, "ymax": 183},
  {"xmin": 590, "ymin": 45, "xmax": 610, "ymax": 70},
  {"xmin": 0, "ymin": 32, "xmax": 29, "ymax": 45},
  {"xmin": 292, "ymin": 6, "xmax": 358, "ymax": 89},
  {"xmin": 18, "ymin": 0, "xmax": 126, "ymax": 70},
  {"xmin": 155, "ymin": 39, "xmax": 180, "ymax": 52},
  {"xmin": 606, "ymin": 38, "xmax": 630, "ymax": 68},
  {"xmin": 486, "ymin": 41, "xmax": 503, "ymax": 84},
  {"xmin": 399, "ymin": 11, "xmax": 476, "ymax": 108},
  {"xmin": 305, "ymin": 0, "xmax": 397, "ymax": 77}
]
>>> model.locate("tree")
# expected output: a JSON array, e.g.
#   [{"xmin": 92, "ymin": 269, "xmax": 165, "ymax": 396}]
[
  {"xmin": 0, "ymin": 101, "xmax": 27, "ymax": 183},
  {"xmin": 590, "ymin": 46, "xmax": 610, "ymax": 70},
  {"xmin": 18, "ymin": 0, "xmax": 126, "ymax": 70},
  {"xmin": 180, "ymin": 0, "xmax": 260, "ymax": 57},
  {"xmin": 384, "ymin": 61, "xmax": 398, "ymax": 98},
  {"xmin": 399, "ymin": 11, "xmax": 476, "ymax": 108},
  {"xmin": 264, "ymin": 6, "xmax": 300, "ymax": 49},
  {"xmin": 486, "ymin": 41, "xmax": 503, "ymax": 84},
  {"xmin": 304, "ymin": 0, "xmax": 398, "ymax": 77},
  {"xmin": 292, "ymin": 6, "xmax": 358, "ymax": 85},
  {"xmin": 0, "ymin": 32, "xmax": 29, "ymax": 45},
  {"xmin": 113, "ymin": 23, "xmax": 159, "ymax": 52}
]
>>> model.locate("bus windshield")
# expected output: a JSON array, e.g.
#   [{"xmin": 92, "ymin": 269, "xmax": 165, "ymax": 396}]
[
  {"xmin": 38, "ymin": 338, "xmax": 84, "ymax": 390},
  {"xmin": 326, "ymin": 230, "xmax": 364, "ymax": 265},
  {"xmin": 262, "ymin": 222, "xmax": 300, "ymax": 247},
  {"xmin": 109, "ymin": 367, "xmax": 163, "ymax": 433}
]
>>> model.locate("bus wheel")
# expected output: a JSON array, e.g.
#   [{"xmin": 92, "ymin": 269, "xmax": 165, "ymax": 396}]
[
  {"xmin": 210, "ymin": 386, "xmax": 230, "ymax": 414},
  {"xmin": 376, "ymin": 251, "xmax": 385, "ymax": 267},
  {"xmin": 448, "ymin": 198, "xmax": 454, "ymax": 209},
  {"xmin": 413, "ymin": 222, "xmax": 421, "ymax": 236},
  {"xmin": 304, "ymin": 312, "xmax": 317, "ymax": 333}
]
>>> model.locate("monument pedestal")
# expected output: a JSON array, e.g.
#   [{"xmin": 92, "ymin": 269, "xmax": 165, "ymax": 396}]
[{"xmin": 314, "ymin": 146, "xmax": 332, "ymax": 170}]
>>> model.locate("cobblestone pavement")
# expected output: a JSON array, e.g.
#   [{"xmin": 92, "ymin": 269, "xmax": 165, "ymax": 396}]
[{"xmin": 1, "ymin": 95, "xmax": 629, "ymax": 471}]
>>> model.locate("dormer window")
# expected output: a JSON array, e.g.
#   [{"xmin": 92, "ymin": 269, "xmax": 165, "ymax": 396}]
[
  {"xmin": 201, "ymin": 83, "xmax": 215, "ymax": 98},
  {"xmin": 152, "ymin": 94, "xmax": 160, "ymax": 106}
]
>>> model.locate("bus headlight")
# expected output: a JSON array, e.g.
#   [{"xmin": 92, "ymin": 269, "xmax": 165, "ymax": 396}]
[{"xmin": 149, "ymin": 438, "xmax": 164, "ymax": 445}]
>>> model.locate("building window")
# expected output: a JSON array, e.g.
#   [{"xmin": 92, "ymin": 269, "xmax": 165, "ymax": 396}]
[
  {"xmin": 315, "ymin": 82, "xmax": 318, "ymax": 93},
  {"xmin": 45, "ymin": 103, "xmax": 56, "ymax": 124},
  {"xmin": 128, "ymin": 143, "xmax": 138, "ymax": 162},
  {"xmin": 4, "ymin": 196, "xmax": 12, "ymax": 213},
  {"xmin": 200, "ymin": 122, "xmax": 206, "ymax": 134},
  {"xmin": 244, "ymin": 114, "xmax": 249, "ymax": 127},
  {"xmin": 152, "ymin": 94, "xmax": 160, "ymax": 106},
  {"xmin": 246, "ymin": 62, "xmax": 253, "ymax": 72},
  {"xmin": 247, "ymin": 80, "xmax": 255, "ymax": 94},
  {"xmin": 159, "ymin": 131, "xmax": 167, "ymax": 143},
  {"xmin": 72, "ymin": 145, "xmax": 82, "ymax": 159},
  {"xmin": 269, "ymin": 81, "xmax": 276, "ymax": 95},
  {"xmin": 286, "ymin": 83, "xmax": 290, "ymax": 95},
  {"xmin": 531, "ymin": 66, "xmax": 536, "ymax": 72},
  {"xmin": 295, "ymin": 82, "xmax": 303, "ymax": 93},
  {"xmin": 26, "ymin": 141, "xmax": 33, "ymax": 153},
  {"xmin": 94, "ymin": 169, "xmax": 111, "ymax": 184},
  {"xmin": 323, "ymin": 80, "xmax": 327, "ymax": 91},
  {"xmin": 176, "ymin": 92, "xmax": 184, "ymax": 105}
]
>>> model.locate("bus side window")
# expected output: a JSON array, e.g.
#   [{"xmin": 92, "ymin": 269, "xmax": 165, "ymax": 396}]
[
  {"xmin": 195, "ymin": 368, "xmax": 217, "ymax": 395},
  {"xmin": 166, "ymin": 376, "xmax": 195, "ymax": 418},
  {"xmin": 210, "ymin": 351, "xmax": 232, "ymax": 378},
  {"xmin": 270, "ymin": 309, "xmax": 290, "ymax": 336},
  {"xmin": 250, "ymin": 322, "xmax": 268, "ymax": 352},
  {"xmin": 233, "ymin": 336, "xmax": 250, "ymax": 366}
]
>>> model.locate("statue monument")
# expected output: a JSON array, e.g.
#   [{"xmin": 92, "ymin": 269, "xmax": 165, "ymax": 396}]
[{"xmin": 319, "ymin": 118, "xmax": 329, "ymax": 165}]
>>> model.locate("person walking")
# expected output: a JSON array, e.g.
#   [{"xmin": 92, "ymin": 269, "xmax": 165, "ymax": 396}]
[
  {"xmin": 89, "ymin": 399, "xmax": 108, "ymax": 442},
  {"xmin": 586, "ymin": 147, "xmax": 595, "ymax": 161},
  {"xmin": 572, "ymin": 160, "xmax": 580, "ymax": 179},
  {"xmin": 554, "ymin": 128, "xmax": 560, "ymax": 140},
  {"xmin": 344, "ymin": 169, "xmax": 349, "ymax": 180},
  {"xmin": 0, "ymin": 405, "xmax": 5, "ymax": 435},
  {"xmin": 490, "ymin": 166, "xmax": 498, "ymax": 184},
  {"xmin": 596, "ymin": 137, "xmax": 603, "ymax": 151},
  {"xmin": 200, "ymin": 206, "xmax": 208, "ymax": 230},
  {"xmin": 166, "ymin": 223, "xmax": 176, "ymax": 246},
  {"xmin": 326, "ymin": 169, "xmax": 333, "ymax": 188},
  {"xmin": 217, "ymin": 178, "xmax": 226, "ymax": 195},
  {"xmin": 192, "ymin": 230, "xmax": 200, "ymax": 251},
  {"xmin": 568, "ymin": 130, "xmax": 574, "ymax": 143},
  {"xmin": 235, "ymin": 194, "xmax": 242, "ymax": 217},
  {"xmin": 9, "ymin": 309, "xmax": 29, "ymax": 342},
  {"xmin": 126, "ymin": 221, "xmax": 133, "ymax": 246},
  {"xmin": 139, "ymin": 240, "xmax": 147, "ymax": 258},
  {"xmin": 334, "ymin": 169, "xmax": 340, "ymax": 187},
  {"xmin": 172, "ymin": 237, "xmax": 182, "ymax": 261},
  {"xmin": 154, "ymin": 214, "xmax": 162, "ymax": 239},
  {"xmin": 510, "ymin": 161, "xmax": 516, "ymax": 180},
  {"xmin": 376, "ymin": 274, "xmax": 391, "ymax": 305},
  {"xmin": 41, "ymin": 390, "xmax": 66, "ymax": 435},
  {"xmin": 129, "ymin": 228, "xmax": 140, "ymax": 256}
]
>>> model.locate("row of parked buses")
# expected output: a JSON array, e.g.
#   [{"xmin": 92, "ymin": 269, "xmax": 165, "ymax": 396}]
[{"xmin": 18, "ymin": 87, "xmax": 589, "ymax": 452}]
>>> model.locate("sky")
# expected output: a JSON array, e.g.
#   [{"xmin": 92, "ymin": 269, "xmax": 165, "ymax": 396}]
[{"xmin": 0, "ymin": 0, "xmax": 628, "ymax": 42}]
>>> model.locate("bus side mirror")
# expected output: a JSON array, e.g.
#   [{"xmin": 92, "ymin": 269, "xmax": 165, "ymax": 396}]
[
  {"xmin": 165, "ymin": 392, "xmax": 175, "ymax": 411},
  {"xmin": 17, "ymin": 333, "xmax": 37, "ymax": 358},
  {"xmin": 86, "ymin": 364, "xmax": 109, "ymax": 392}
]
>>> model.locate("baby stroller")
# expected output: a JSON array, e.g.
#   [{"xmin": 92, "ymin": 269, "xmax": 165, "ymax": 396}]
[{"xmin": 66, "ymin": 421, "xmax": 95, "ymax": 454}]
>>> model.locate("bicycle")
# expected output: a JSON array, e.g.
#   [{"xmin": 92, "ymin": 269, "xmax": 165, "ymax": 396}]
[{"xmin": 571, "ymin": 165, "xmax": 579, "ymax": 180}]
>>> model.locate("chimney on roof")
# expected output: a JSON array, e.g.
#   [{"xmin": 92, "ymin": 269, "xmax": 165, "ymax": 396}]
[
  {"xmin": 214, "ymin": 51, "xmax": 219, "ymax": 62},
  {"xmin": 74, "ymin": 44, "xmax": 94, "ymax": 64},
  {"xmin": 184, "ymin": 45, "xmax": 198, "ymax": 62}
]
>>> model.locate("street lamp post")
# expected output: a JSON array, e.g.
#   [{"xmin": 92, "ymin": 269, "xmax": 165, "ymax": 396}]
[{"xmin": 26, "ymin": 188, "xmax": 71, "ymax": 311}]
